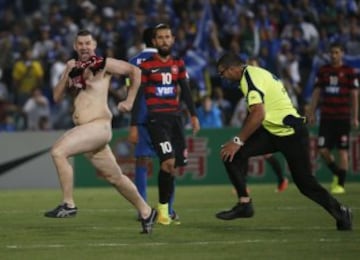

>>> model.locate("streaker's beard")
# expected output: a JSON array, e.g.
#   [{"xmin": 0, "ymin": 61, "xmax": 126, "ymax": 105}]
[{"xmin": 158, "ymin": 47, "xmax": 171, "ymax": 57}]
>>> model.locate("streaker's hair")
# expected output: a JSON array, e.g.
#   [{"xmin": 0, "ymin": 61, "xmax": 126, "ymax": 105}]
[
  {"xmin": 76, "ymin": 29, "xmax": 94, "ymax": 39},
  {"xmin": 216, "ymin": 52, "xmax": 244, "ymax": 68}
]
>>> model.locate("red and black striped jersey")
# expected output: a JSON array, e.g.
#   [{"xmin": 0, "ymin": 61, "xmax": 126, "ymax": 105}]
[
  {"xmin": 139, "ymin": 54, "xmax": 187, "ymax": 114},
  {"xmin": 314, "ymin": 64, "xmax": 359, "ymax": 121}
]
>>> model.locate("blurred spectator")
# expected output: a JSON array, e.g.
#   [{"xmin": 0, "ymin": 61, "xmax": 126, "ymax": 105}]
[
  {"xmin": 0, "ymin": 87, "xmax": 23, "ymax": 131},
  {"xmin": 196, "ymin": 95, "xmax": 223, "ymax": 128},
  {"xmin": 46, "ymin": 36, "xmax": 68, "ymax": 66},
  {"xmin": 255, "ymin": 4, "xmax": 277, "ymax": 44},
  {"xmin": 0, "ymin": 30, "xmax": 14, "ymax": 88},
  {"xmin": 50, "ymin": 50, "xmax": 73, "ymax": 129},
  {"xmin": 50, "ymin": 51, "xmax": 68, "ymax": 91},
  {"xmin": 0, "ymin": 69, "xmax": 9, "ymax": 103},
  {"xmin": 22, "ymin": 87, "xmax": 51, "ymax": 130},
  {"xmin": 294, "ymin": 0, "xmax": 320, "ymax": 26},
  {"xmin": 108, "ymin": 77, "xmax": 130, "ymax": 128},
  {"xmin": 319, "ymin": 0, "xmax": 340, "ymax": 36},
  {"xmin": 276, "ymin": 41, "xmax": 301, "ymax": 87},
  {"xmin": 12, "ymin": 48, "xmax": 44, "ymax": 106},
  {"xmin": 280, "ymin": 68, "xmax": 301, "ymax": 110},
  {"xmin": 32, "ymin": 25, "xmax": 54, "ymax": 61},
  {"xmin": 98, "ymin": 19, "xmax": 118, "ymax": 51},
  {"xmin": 343, "ymin": 16, "xmax": 360, "ymax": 55},
  {"xmin": 126, "ymin": 30, "xmax": 144, "ymax": 59},
  {"xmin": 59, "ymin": 14, "xmax": 79, "ymax": 50},
  {"xmin": 9, "ymin": 23, "xmax": 31, "ymax": 61},
  {"xmin": 38, "ymin": 115, "xmax": 52, "ymax": 131},
  {"xmin": 294, "ymin": 10, "xmax": 319, "ymax": 50},
  {"xmin": 79, "ymin": 0, "xmax": 97, "ymax": 30},
  {"xmin": 0, "ymin": 6, "xmax": 16, "ymax": 32},
  {"xmin": 230, "ymin": 97, "xmax": 247, "ymax": 128},
  {"xmin": 238, "ymin": 10, "xmax": 260, "ymax": 57},
  {"xmin": 212, "ymin": 86, "xmax": 232, "ymax": 125},
  {"xmin": 0, "ymin": 71, "xmax": 14, "ymax": 130},
  {"xmin": 0, "ymin": 0, "xmax": 359, "ymax": 130}
]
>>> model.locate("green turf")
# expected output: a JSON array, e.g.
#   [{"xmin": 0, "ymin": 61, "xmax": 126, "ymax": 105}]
[{"xmin": 0, "ymin": 183, "xmax": 359, "ymax": 260}]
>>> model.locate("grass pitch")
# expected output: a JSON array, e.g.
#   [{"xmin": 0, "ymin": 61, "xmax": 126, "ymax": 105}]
[{"xmin": 0, "ymin": 183, "xmax": 359, "ymax": 260}]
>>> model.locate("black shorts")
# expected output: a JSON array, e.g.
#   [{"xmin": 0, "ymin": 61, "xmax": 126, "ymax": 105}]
[
  {"xmin": 146, "ymin": 113, "xmax": 187, "ymax": 167},
  {"xmin": 318, "ymin": 120, "xmax": 351, "ymax": 150}
]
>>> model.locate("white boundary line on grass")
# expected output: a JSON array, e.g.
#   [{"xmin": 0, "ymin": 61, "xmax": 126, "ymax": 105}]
[{"xmin": 5, "ymin": 238, "xmax": 344, "ymax": 250}]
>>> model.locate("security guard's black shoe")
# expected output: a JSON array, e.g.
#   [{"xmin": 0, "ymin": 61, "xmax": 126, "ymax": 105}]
[{"xmin": 216, "ymin": 201, "xmax": 254, "ymax": 220}]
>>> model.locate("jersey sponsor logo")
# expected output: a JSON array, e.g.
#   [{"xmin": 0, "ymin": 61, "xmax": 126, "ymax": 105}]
[
  {"xmin": 156, "ymin": 86, "xmax": 175, "ymax": 96},
  {"xmin": 329, "ymin": 75, "xmax": 338, "ymax": 85},
  {"xmin": 151, "ymin": 68, "xmax": 160, "ymax": 73},
  {"xmin": 325, "ymin": 86, "xmax": 340, "ymax": 94}
]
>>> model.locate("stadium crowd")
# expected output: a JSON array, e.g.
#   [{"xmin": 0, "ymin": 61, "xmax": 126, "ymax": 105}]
[{"xmin": 0, "ymin": 0, "xmax": 359, "ymax": 131}]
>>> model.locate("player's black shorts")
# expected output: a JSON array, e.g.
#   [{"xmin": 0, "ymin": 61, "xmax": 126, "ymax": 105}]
[
  {"xmin": 146, "ymin": 113, "xmax": 187, "ymax": 167},
  {"xmin": 317, "ymin": 120, "xmax": 351, "ymax": 150}
]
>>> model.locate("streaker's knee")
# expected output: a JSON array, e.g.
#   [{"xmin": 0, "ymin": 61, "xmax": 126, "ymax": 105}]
[
  {"xmin": 50, "ymin": 145, "xmax": 66, "ymax": 160},
  {"xmin": 101, "ymin": 171, "xmax": 122, "ymax": 185}
]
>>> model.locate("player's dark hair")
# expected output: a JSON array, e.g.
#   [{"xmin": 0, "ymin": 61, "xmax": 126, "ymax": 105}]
[
  {"xmin": 143, "ymin": 27, "xmax": 154, "ymax": 47},
  {"xmin": 330, "ymin": 42, "xmax": 344, "ymax": 51},
  {"xmin": 153, "ymin": 23, "xmax": 172, "ymax": 36},
  {"xmin": 216, "ymin": 52, "xmax": 244, "ymax": 68}
]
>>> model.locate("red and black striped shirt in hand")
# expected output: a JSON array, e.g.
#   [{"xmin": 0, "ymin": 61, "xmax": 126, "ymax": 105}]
[
  {"xmin": 314, "ymin": 64, "xmax": 359, "ymax": 121},
  {"xmin": 134, "ymin": 54, "xmax": 196, "ymax": 117}
]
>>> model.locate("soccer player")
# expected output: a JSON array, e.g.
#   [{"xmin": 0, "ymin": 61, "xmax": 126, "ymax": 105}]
[
  {"xmin": 132, "ymin": 23, "xmax": 200, "ymax": 225},
  {"xmin": 307, "ymin": 42, "xmax": 359, "ymax": 194},
  {"xmin": 216, "ymin": 53, "xmax": 352, "ymax": 231},
  {"xmin": 44, "ymin": 29, "xmax": 157, "ymax": 234},
  {"xmin": 128, "ymin": 27, "xmax": 179, "ymax": 222}
]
